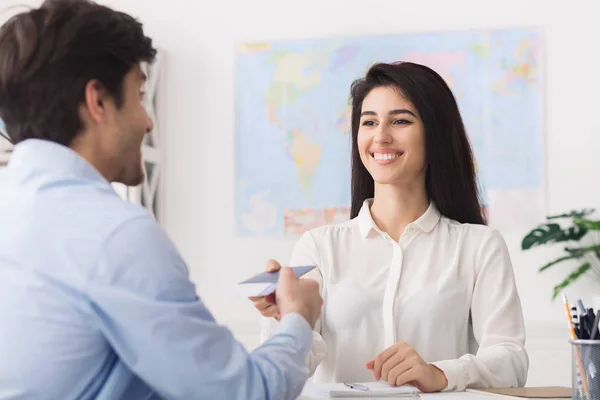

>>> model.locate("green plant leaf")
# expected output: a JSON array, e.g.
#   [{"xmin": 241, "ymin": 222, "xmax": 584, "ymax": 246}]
[
  {"xmin": 539, "ymin": 254, "xmax": 581, "ymax": 272},
  {"xmin": 563, "ymin": 226, "xmax": 589, "ymax": 241},
  {"xmin": 521, "ymin": 223, "xmax": 588, "ymax": 250},
  {"xmin": 540, "ymin": 245, "xmax": 600, "ymax": 272},
  {"xmin": 574, "ymin": 218, "xmax": 600, "ymax": 231},
  {"xmin": 564, "ymin": 246, "xmax": 587, "ymax": 257},
  {"xmin": 551, "ymin": 262, "xmax": 591, "ymax": 299},
  {"xmin": 565, "ymin": 244, "xmax": 600, "ymax": 256},
  {"xmin": 547, "ymin": 209, "xmax": 595, "ymax": 220}
]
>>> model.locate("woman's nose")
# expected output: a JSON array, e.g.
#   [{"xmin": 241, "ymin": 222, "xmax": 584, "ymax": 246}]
[{"xmin": 373, "ymin": 126, "xmax": 392, "ymax": 144}]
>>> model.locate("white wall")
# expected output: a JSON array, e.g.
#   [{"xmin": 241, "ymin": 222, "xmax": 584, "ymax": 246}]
[{"xmin": 3, "ymin": 0, "xmax": 599, "ymax": 388}]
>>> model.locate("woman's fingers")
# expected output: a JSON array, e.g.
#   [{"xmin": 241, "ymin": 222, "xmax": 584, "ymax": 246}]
[
  {"xmin": 266, "ymin": 259, "xmax": 282, "ymax": 272},
  {"xmin": 250, "ymin": 297, "xmax": 280, "ymax": 317}
]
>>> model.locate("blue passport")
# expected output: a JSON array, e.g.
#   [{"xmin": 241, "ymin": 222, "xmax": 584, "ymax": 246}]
[{"xmin": 238, "ymin": 265, "xmax": 315, "ymax": 296}]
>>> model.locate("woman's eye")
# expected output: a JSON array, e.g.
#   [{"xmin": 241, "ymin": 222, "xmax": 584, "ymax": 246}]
[
  {"xmin": 361, "ymin": 120, "xmax": 376, "ymax": 126},
  {"xmin": 393, "ymin": 119, "xmax": 411, "ymax": 125}
]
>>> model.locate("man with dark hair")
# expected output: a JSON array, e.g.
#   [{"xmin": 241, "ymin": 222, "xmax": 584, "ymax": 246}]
[{"xmin": 0, "ymin": 1, "xmax": 322, "ymax": 399}]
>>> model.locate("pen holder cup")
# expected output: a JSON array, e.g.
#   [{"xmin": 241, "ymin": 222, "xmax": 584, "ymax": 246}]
[{"xmin": 571, "ymin": 340, "xmax": 600, "ymax": 400}]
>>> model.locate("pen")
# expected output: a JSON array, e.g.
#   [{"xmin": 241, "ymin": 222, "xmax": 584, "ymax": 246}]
[
  {"xmin": 578, "ymin": 300, "xmax": 589, "ymax": 337},
  {"xmin": 585, "ymin": 308, "xmax": 596, "ymax": 339},
  {"xmin": 591, "ymin": 310, "xmax": 600, "ymax": 340},
  {"xmin": 578, "ymin": 306, "xmax": 596, "ymax": 340},
  {"xmin": 580, "ymin": 313, "xmax": 590, "ymax": 340},
  {"xmin": 344, "ymin": 383, "xmax": 369, "ymax": 392},
  {"xmin": 578, "ymin": 300, "xmax": 587, "ymax": 315}
]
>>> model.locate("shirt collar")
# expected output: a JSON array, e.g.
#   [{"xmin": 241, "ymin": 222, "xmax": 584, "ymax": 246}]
[
  {"xmin": 414, "ymin": 202, "xmax": 441, "ymax": 233},
  {"xmin": 8, "ymin": 138, "xmax": 110, "ymax": 185},
  {"xmin": 357, "ymin": 198, "xmax": 441, "ymax": 238},
  {"xmin": 357, "ymin": 199, "xmax": 377, "ymax": 237}
]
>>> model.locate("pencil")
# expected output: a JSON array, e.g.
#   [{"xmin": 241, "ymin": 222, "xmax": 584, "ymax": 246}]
[{"xmin": 563, "ymin": 293, "xmax": 578, "ymax": 339}]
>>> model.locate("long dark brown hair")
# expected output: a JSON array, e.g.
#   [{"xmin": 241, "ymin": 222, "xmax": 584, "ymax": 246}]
[{"xmin": 349, "ymin": 62, "xmax": 486, "ymax": 225}]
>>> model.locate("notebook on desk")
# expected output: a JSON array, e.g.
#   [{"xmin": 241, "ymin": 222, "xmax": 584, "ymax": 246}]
[
  {"xmin": 302, "ymin": 380, "xmax": 418, "ymax": 398},
  {"xmin": 466, "ymin": 387, "xmax": 571, "ymax": 399}
]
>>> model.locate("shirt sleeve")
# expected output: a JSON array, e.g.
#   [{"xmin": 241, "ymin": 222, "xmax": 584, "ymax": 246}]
[
  {"xmin": 260, "ymin": 230, "xmax": 327, "ymax": 376},
  {"xmin": 430, "ymin": 228, "xmax": 529, "ymax": 391},
  {"xmin": 85, "ymin": 214, "xmax": 312, "ymax": 400}
]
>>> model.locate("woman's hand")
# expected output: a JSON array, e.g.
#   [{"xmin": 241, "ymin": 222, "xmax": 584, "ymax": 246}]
[
  {"xmin": 365, "ymin": 341, "xmax": 448, "ymax": 393},
  {"xmin": 248, "ymin": 259, "xmax": 282, "ymax": 320}
]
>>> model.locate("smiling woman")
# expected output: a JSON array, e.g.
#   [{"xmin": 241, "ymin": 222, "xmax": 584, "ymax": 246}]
[
  {"xmin": 256, "ymin": 61, "xmax": 528, "ymax": 393},
  {"xmin": 349, "ymin": 62, "xmax": 485, "ymax": 228}
]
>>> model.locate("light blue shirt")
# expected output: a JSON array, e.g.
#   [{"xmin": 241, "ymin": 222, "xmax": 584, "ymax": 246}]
[{"xmin": 0, "ymin": 139, "xmax": 312, "ymax": 400}]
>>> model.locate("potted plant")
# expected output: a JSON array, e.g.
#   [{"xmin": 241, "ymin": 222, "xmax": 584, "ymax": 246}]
[{"xmin": 521, "ymin": 209, "xmax": 600, "ymax": 299}]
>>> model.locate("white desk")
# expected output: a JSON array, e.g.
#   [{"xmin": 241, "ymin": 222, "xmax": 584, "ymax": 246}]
[
  {"xmin": 297, "ymin": 381, "xmax": 500, "ymax": 399},
  {"xmin": 298, "ymin": 394, "xmax": 496, "ymax": 400}
]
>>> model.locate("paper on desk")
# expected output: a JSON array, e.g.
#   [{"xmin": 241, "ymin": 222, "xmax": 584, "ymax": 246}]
[
  {"xmin": 302, "ymin": 380, "xmax": 418, "ymax": 398},
  {"xmin": 236, "ymin": 265, "xmax": 315, "ymax": 297}
]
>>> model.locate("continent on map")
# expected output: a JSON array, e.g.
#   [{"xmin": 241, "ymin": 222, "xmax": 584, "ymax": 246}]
[
  {"xmin": 469, "ymin": 42, "xmax": 490, "ymax": 59},
  {"xmin": 262, "ymin": 50, "xmax": 327, "ymax": 202},
  {"xmin": 493, "ymin": 38, "xmax": 539, "ymax": 95},
  {"xmin": 265, "ymin": 50, "xmax": 324, "ymax": 111},
  {"xmin": 286, "ymin": 129, "xmax": 322, "ymax": 200}
]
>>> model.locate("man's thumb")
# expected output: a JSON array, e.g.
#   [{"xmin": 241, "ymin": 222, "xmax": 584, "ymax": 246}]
[{"xmin": 277, "ymin": 267, "xmax": 296, "ymax": 293}]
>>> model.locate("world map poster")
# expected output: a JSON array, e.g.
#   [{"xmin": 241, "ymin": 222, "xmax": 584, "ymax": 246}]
[{"xmin": 235, "ymin": 28, "xmax": 544, "ymax": 236}]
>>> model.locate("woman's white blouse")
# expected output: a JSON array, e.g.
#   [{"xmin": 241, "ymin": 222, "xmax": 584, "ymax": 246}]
[{"xmin": 260, "ymin": 199, "xmax": 528, "ymax": 391}]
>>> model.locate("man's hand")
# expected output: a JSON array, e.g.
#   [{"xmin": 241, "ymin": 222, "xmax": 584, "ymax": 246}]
[
  {"xmin": 249, "ymin": 259, "xmax": 322, "ymax": 328},
  {"xmin": 249, "ymin": 260, "xmax": 282, "ymax": 320},
  {"xmin": 276, "ymin": 265, "xmax": 322, "ymax": 328},
  {"xmin": 365, "ymin": 341, "xmax": 448, "ymax": 393}
]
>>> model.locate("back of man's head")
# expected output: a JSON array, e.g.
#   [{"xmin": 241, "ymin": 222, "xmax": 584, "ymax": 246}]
[{"xmin": 0, "ymin": 0, "xmax": 156, "ymax": 146}]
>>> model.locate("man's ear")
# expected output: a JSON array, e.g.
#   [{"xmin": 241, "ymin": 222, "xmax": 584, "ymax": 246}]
[{"xmin": 83, "ymin": 79, "xmax": 107, "ymax": 123}]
